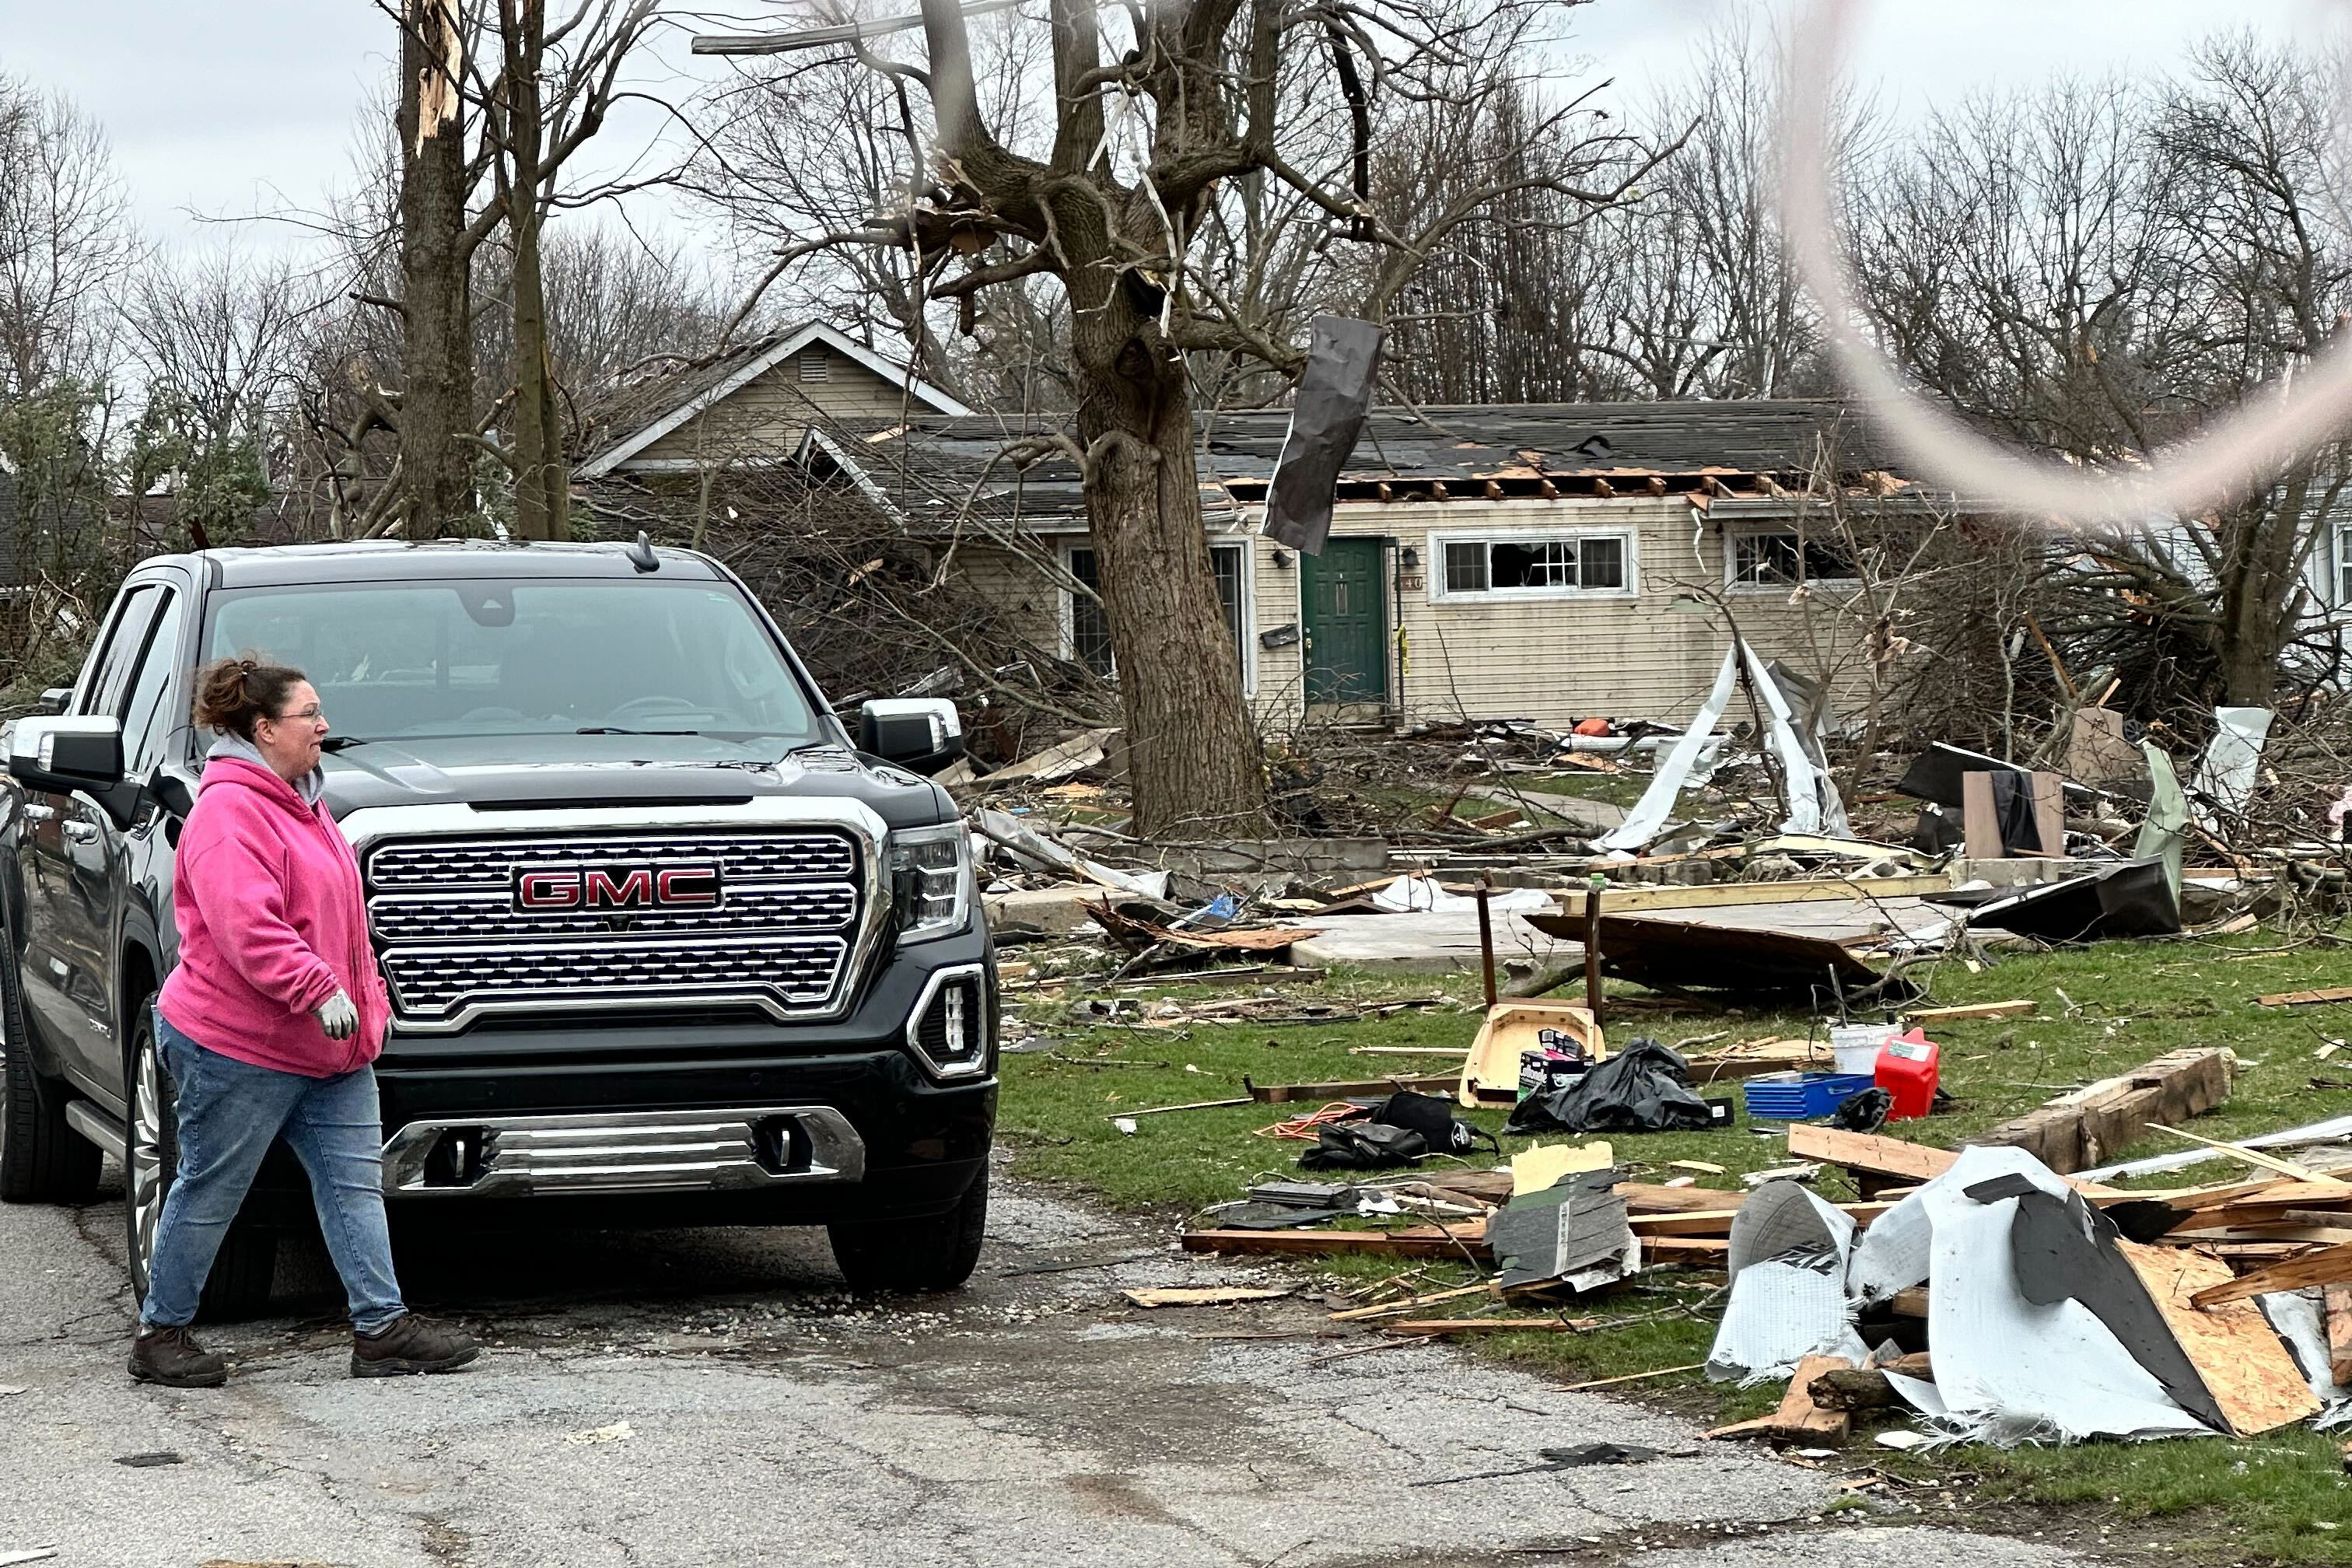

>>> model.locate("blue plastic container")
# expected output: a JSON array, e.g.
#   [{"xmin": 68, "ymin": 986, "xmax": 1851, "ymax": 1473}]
[{"xmin": 1741, "ymin": 1072, "xmax": 1878, "ymax": 1122}]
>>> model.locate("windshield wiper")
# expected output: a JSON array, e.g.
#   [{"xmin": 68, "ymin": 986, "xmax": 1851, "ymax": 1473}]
[
  {"xmin": 320, "ymin": 736, "xmax": 370, "ymax": 752},
  {"xmin": 576, "ymin": 726, "xmax": 702, "ymax": 736}
]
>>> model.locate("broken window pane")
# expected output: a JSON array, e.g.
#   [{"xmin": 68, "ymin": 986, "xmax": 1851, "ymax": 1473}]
[
  {"xmin": 1444, "ymin": 541, "xmax": 1489, "ymax": 594},
  {"xmin": 1734, "ymin": 530, "xmax": 1855, "ymax": 586},
  {"xmin": 1491, "ymin": 540, "xmax": 1577, "ymax": 590},
  {"xmin": 1066, "ymin": 547, "xmax": 1114, "ymax": 675}
]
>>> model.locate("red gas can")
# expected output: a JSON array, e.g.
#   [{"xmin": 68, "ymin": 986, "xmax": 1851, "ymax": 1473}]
[{"xmin": 1874, "ymin": 1028, "xmax": 1941, "ymax": 1121}]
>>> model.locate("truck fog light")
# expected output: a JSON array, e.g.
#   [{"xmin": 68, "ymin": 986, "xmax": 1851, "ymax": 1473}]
[{"xmin": 908, "ymin": 967, "xmax": 989, "ymax": 1078}]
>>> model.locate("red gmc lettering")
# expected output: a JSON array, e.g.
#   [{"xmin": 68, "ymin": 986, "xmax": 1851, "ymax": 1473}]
[
  {"xmin": 583, "ymin": 867, "xmax": 656, "ymax": 908},
  {"xmin": 656, "ymin": 867, "xmax": 720, "ymax": 908},
  {"xmin": 516, "ymin": 870, "xmax": 581, "ymax": 909}
]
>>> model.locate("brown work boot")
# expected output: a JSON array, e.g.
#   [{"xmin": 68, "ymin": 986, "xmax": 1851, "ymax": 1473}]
[
  {"xmin": 128, "ymin": 1325, "xmax": 228, "ymax": 1388},
  {"xmin": 350, "ymin": 1313, "xmax": 479, "ymax": 1378}
]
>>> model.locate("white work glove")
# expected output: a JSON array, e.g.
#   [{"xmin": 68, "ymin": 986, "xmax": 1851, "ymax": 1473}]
[{"xmin": 314, "ymin": 990, "xmax": 359, "ymax": 1041}]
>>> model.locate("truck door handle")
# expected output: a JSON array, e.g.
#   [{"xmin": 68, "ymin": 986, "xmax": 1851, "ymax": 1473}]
[
  {"xmin": 22, "ymin": 803, "xmax": 54, "ymax": 824},
  {"xmin": 62, "ymin": 821, "xmax": 97, "ymax": 843}
]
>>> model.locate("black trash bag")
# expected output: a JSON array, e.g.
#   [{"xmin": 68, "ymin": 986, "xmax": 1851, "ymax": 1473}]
[
  {"xmin": 1368, "ymin": 1090, "xmax": 1500, "ymax": 1160},
  {"xmin": 1299, "ymin": 1122, "xmax": 1428, "ymax": 1171},
  {"xmin": 1504, "ymin": 1038, "xmax": 1713, "ymax": 1136},
  {"xmin": 1831, "ymin": 1086, "xmax": 1893, "ymax": 1133}
]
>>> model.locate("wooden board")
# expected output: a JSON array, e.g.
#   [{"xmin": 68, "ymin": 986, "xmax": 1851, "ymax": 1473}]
[
  {"xmin": 2259, "ymin": 987, "xmax": 2352, "ymax": 1009},
  {"xmin": 2118, "ymin": 1240, "xmax": 2322, "ymax": 1437},
  {"xmin": 1902, "ymin": 999, "xmax": 2037, "ymax": 1024},
  {"xmin": 1181, "ymin": 1226, "xmax": 1491, "ymax": 1262},
  {"xmin": 1618, "ymin": 1182, "xmax": 1748, "ymax": 1214},
  {"xmin": 1552, "ymin": 876, "xmax": 1957, "ymax": 919},
  {"xmin": 2189, "ymin": 1241, "xmax": 2352, "ymax": 1307},
  {"xmin": 1629, "ymin": 1201, "xmax": 1895, "ymax": 1238},
  {"xmin": 1787, "ymin": 1125, "xmax": 1959, "ymax": 1185},
  {"xmin": 1122, "ymin": 1286, "xmax": 1293, "ymax": 1308},
  {"xmin": 1247, "ymin": 1073, "xmax": 1454, "ymax": 1104},
  {"xmin": 2326, "ymin": 1283, "xmax": 2352, "ymax": 1389},
  {"xmin": 1458, "ymin": 1001, "xmax": 1602, "ymax": 1108},
  {"xmin": 1640, "ymin": 1237, "xmax": 1731, "ymax": 1265},
  {"xmin": 1379, "ymin": 1317, "xmax": 1601, "ymax": 1335},
  {"xmin": 1962, "ymin": 1048, "xmax": 2233, "ymax": 1174}
]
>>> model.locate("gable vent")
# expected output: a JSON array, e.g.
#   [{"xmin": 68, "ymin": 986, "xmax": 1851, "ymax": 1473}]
[{"xmin": 797, "ymin": 347, "xmax": 829, "ymax": 383}]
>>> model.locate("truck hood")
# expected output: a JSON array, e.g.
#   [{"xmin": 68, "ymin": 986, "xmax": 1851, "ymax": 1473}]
[{"xmin": 316, "ymin": 733, "xmax": 954, "ymax": 831}]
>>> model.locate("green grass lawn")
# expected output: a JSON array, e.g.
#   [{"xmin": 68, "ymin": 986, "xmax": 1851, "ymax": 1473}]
[{"xmin": 997, "ymin": 925, "xmax": 2352, "ymax": 1559}]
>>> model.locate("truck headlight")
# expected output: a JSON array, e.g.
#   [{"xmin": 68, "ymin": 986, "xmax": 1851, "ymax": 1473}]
[{"xmin": 887, "ymin": 822, "xmax": 971, "ymax": 941}]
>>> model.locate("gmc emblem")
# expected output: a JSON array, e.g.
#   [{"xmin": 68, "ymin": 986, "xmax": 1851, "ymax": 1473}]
[{"xmin": 513, "ymin": 864, "xmax": 723, "ymax": 912}]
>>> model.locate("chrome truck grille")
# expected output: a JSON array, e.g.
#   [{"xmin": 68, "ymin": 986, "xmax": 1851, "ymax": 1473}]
[{"xmin": 363, "ymin": 828, "xmax": 866, "ymax": 1030}]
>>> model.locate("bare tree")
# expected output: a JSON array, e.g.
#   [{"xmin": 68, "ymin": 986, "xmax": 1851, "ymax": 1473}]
[
  {"xmin": 0, "ymin": 74, "xmax": 135, "ymax": 400},
  {"xmin": 693, "ymin": 0, "xmax": 1668, "ymax": 835}
]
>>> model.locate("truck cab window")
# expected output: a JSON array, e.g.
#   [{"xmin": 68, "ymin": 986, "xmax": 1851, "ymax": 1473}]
[
  {"xmin": 76, "ymin": 585, "xmax": 162, "ymax": 720},
  {"xmin": 119, "ymin": 590, "xmax": 187, "ymax": 777}
]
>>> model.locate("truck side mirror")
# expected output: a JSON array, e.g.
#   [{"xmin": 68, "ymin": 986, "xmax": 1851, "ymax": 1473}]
[
  {"xmin": 858, "ymin": 698, "xmax": 965, "ymax": 776},
  {"xmin": 9, "ymin": 716, "xmax": 125, "ymax": 796},
  {"xmin": 36, "ymin": 688, "xmax": 70, "ymax": 716}
]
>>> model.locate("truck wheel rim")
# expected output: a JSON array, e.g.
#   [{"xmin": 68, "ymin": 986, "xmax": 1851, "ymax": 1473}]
[{"xmin": 130, "ymin": 1041, "xmax": 165, "ymax": 1283}]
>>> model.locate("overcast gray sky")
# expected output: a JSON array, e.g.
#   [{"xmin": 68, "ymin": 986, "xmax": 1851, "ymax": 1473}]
[{"xmin": 0, "ymin": 0, "xmax": 2330, "ymax": 266}]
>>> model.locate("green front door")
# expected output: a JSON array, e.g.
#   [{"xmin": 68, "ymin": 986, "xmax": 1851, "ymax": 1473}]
[{"xmin": 1301, "ymin": 537, "xmax": 1388, "ymax": 705}]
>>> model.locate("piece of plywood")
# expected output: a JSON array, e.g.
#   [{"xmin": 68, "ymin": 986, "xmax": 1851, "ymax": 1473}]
[
  {"xmin": 1964, "ymin": 1048, "xmax": 2232, "ymax": 1174},
  {"xmin": 1962, "ymin": 771, "xmax": 2004, "ymax": 861},
  {"xmin": 2260, "ymin": 988, "xmax": 2352, "ymax": 1009},
  {"xmin": 2119, "ymin": 1240, "xmax": 2321, "ymax": 1436},
  {"xmin": 1512, "ymin": 1142, "xmax": 1615, "ymax": 1195}
]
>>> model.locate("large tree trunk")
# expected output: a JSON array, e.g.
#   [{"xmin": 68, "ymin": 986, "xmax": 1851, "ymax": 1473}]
[
  {"xmin": 397, "ymin": 0, "xmax": 475, "ymax": 534},
  {"xmin": 1068, "ymin": 308, "xmax": 1269, "ymax": 838},
  {"xmin": 502, "ymin": 0, "xmax": 568, "ymax": 541}
]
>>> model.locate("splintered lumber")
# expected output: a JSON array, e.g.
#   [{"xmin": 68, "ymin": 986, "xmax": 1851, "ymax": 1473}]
[
  {"xmin": 1808, "ymin": 1354, "xmax": 1934, "ymax": 1412},
  {"xmin": 1902, "ymin": 999, "xmax": 2037, "ymax": 1025},
  {"xmin": 1887, "ymin": 1286, "xmax": 1930, "ymax": 1318},
  {"xmin": 2259, "ymin": 986, "xmax": 2352, "ymax": 1009},
  {"xmin": 1619, "ymin": 1182, "xmax": 1748, "ymax": 1214},
  {"xmin": 1640, "ymin": 1237, "xmax": 1731, "ymax": 1266},
  {"xmin": 1122, "ymin": 1286, "xmax": 1293, "ymax": 1308},
  {"xmin": 1963, "ymin": 1048, "xmax": 2232, "ymax": 1174},
  {"xmin": 1381, "ymin": 1317, "xmax": 1602, "ymax": 1335},
  {"xmin": 2148, "ymin": 1125, "xmax": 2352, "ymax": 1188},
  {"xmin": 1787, "ymin": 1125, "xmax": 1958, "ymax": 1186},
  {"xmin": 1181, "ymin": 1225, "xmax": 1490, "ymax": 1262},
  {"xmin": 2119, "ymin": 1240, "xmax": 2322, "ymax": 1436},
  {"xmin": 1708, "ymin": 1355, "xmax": 1854, "ymax": 1444},
  {"xmin": 1329, "ymin": 1282, "xmax": 1496, "ymax": 1321},
  {"xmin": 2326, "ymin": 1284, "xmax": 2352, "ymax": 1388},
  {"xmin": 2190, "ymin": 1241, "xmax": 2352, "ymax": 1307},
  {"xmin": 1629, "ymin": 1201, "xmax": 1896, "ymax": 1238}
]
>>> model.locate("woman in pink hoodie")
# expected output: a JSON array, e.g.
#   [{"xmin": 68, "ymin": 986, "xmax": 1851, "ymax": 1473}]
[{"xmin": 130, "ymin": 656, "xmax": 479, "ymax": 1389}]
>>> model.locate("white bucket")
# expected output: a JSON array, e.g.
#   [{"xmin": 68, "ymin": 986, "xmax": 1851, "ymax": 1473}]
[{"xmin": 1829, "ymin": 1024, "xmax": 1894, "ymax": 1077}]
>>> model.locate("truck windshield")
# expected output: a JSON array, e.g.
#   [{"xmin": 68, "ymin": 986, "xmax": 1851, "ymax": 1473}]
[{"xmin": 204, "ymin": 578, "xmax": 825, "ymax": 747}]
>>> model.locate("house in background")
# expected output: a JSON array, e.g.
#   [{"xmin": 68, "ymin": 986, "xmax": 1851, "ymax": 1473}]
[
  {"xmin": 575, "ymin": 320, "xmax": 971, "ymax": 485},
  {"xmin": 820, "ymin": 402, "xmax": 1951, "ymax": 732}
]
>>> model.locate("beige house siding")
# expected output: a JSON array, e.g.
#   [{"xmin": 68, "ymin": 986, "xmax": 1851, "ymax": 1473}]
[
  {"xmin": 954, "ymin": 495, "xmax": 1874, "ymax": 733},
  {"xmin": 635, "ymin": 345, "xmax": 916, "ymax": 466},
  {"xmin": 948, "ymin": 540, "xmax": 1064, "ymax": 654}
]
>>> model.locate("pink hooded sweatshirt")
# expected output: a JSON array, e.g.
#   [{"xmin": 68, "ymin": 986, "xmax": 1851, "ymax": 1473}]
[{"xmin": 157, "ymin": 752, "xmax": 391, "ymax": 1076}]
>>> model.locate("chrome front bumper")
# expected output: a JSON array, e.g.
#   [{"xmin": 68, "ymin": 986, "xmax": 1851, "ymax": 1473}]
[{"xmin": 380, "ymin": 1105, "xmax": 867, "ymax": 1199}]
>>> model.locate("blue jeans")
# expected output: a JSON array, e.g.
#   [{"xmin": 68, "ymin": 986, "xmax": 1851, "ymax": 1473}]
[{"xmin": 139, "ymin": 1008, "xmax": 406, "ymax": 1333}]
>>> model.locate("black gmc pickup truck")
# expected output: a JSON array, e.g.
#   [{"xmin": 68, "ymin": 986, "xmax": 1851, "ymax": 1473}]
[{"xmin": 0, "ymin": 539, "xmax": 996, "ymax": 1316}]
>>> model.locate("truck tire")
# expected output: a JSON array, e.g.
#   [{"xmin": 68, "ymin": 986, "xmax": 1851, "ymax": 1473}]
[
  {"xmin": 0, "ymin": 939, "xmax": 101, "ymax": 1205},
  {"xmin": 124, "ymin": 1006, "xmax": 277, "ymax": 1321},
  {"xmin": 828, "ymin": 1169, "xmax": 989, "ymax": 1293}
]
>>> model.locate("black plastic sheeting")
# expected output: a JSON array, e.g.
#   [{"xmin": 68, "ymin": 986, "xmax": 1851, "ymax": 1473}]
[
  {"xmin": 1959, "ymin": 859, "xmax": 2180, "ymax": 943},
  {"xmin": 1505, "ymin": 1039, "xmax": 1717, "ymax": 1136},
  {"xmin": 1262, "ymin": 316, "xmax": 1384, "ymax": 555}
]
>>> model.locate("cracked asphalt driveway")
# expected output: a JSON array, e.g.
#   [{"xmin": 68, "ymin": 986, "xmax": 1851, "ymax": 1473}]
[{"xmin": 0, "ymin": 1160, "xmax": 2099, "ymax": 1568}]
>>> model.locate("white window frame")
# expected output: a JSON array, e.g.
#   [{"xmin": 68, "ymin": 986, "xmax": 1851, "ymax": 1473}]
[
  {"xmin": 1724, "ymin": 523, "xmax": 1864, "ymax": 593},
  {"xmin": 1424, "ymin": 526, "xmax": 1640, "ymax": 604},
  {"xmin": 2335, "ymin": 519, "xmax": 2352, "ymax": 607},
  {"xmin": 1059, "ymin": 538, "xmax": 1256, "ymax": 695}
]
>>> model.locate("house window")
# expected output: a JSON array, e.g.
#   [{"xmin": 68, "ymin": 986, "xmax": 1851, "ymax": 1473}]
[
  {"xmin": 1065, "ymin": 542, "xmax": 1249, "ymax": 682},
  {"xmin": 1731, "ymin": 527, "xmax": 1858, "ymax": 587},
  {"xmin": 797, "ymin": 347, "xmax": 828, "ymax": 383},
  {"xmin": 2338, "ymin": 521, "xmax": 2352, "ymax": 605},
  {"xmin": 1434, "ymin": 532, "xmax": 1633, "ymax": 599}
]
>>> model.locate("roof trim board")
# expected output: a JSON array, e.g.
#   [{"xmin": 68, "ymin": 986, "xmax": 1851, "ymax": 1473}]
[{"xmin": 577, "ymin": 321, "xmax": 974, "ymax": 479}]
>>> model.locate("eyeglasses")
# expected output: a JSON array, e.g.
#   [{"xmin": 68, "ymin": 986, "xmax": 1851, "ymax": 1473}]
[{"xmin": 271, "ymin": 706, "xmax": 327, "ymax": 726}]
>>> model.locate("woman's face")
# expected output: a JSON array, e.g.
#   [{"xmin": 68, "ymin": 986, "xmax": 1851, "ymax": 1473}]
[{"xmin": 254, "ymin": 681, "xmax": 327, "ymax": 782}]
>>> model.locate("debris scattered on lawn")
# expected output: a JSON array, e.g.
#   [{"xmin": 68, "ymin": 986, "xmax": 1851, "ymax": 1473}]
[{"xmin": 1411, "ymin": 1441, "xmax": 1672, "ymax": 1487}]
